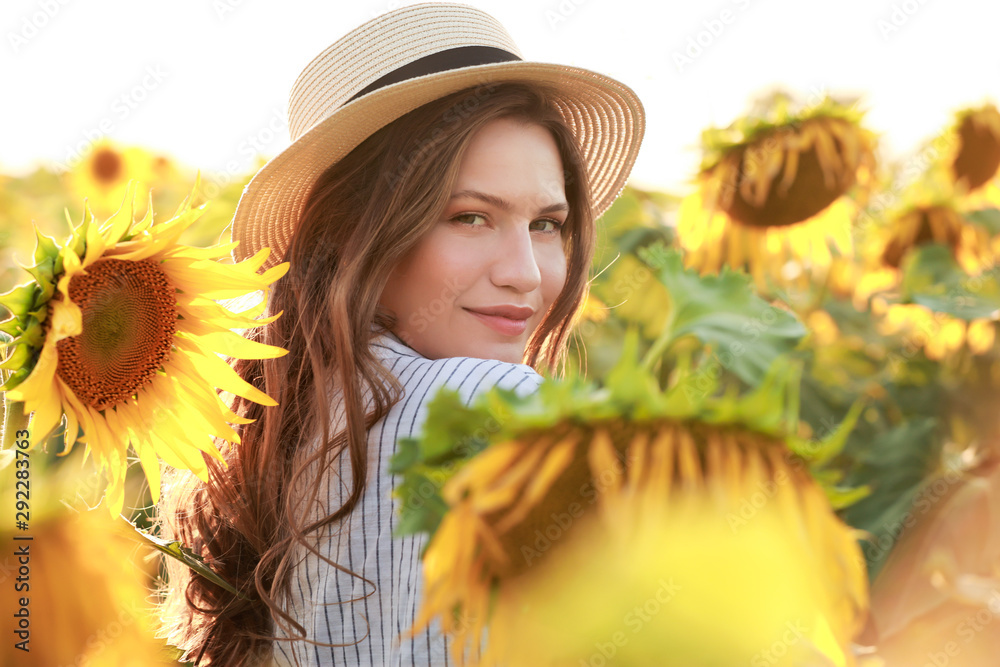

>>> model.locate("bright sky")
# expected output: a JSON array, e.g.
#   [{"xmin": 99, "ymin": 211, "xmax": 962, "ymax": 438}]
[{"xmin": 1, "ymin": 0, "xmax": 998, "ymax": 194}]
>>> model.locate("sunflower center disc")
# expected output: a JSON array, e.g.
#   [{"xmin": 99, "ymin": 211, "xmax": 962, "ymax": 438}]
[
  {"xmin": 56, "ymin": 258, "xmax": 177, "ymax": 411},
  {"xmin": 92, "ymin": 148, "xmax": 124, "ymax": 184},
  {"xmin": 953, "ymin": 114, "xmax": 1000, "ymax": 191}
]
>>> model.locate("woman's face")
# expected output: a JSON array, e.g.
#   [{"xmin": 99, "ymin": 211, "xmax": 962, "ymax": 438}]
[{"xmin": 380, "ymin": 117, "xmax": 569, "ymax": 363}]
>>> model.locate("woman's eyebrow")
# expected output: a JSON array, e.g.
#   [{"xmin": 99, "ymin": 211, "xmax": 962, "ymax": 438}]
[{"xmin": 450, "ymin": 189, "xmax": 569, "ymax": 215}]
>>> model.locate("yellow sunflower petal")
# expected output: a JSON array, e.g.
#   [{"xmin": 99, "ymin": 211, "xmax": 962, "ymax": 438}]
[
  {"xmin": 140, "ymin": 376, "xmax": 229, "ymax": 459},
  {"xmin": 101, "ymin": 181, "xmax": 141, "ymax": 247},
  {"xmin": 48, "ymin": 295, "xmax": 83, "ymax": 342},
  {"xmin": 586, "ymin": 427, "xmax": 624, "ymax": 498},
  {"xmin": 132, "ymin": 396, "xmax": 210, "ymax": 478},
  {"xmin": 60, "ymin": 382, "xmax": 80, "ymax": 452},
  {"xmin": 160, "ymin": 240, "xmax": 240, "ymax": 260},
  {"xmin": 495, "ymin": 433, "xmax": 579, "ymax": 534},
  {"xmin": 472, "ymin": 440, "xmax": 550, "ymax": 514},
  {"xmin": 158, "ymin": 251, "xmax": 287, "ymax": 300},
  {"xmin": 82, "ymin": 204, "xmax": 110, "ymax": 267},
  {"xmin": 177, "ymin": 330, "xmax": 288, "ymax": 360},
  {"xmin": 133, "ymin": 431, "xmax": 162, "ymax": 503},
  {"xmin": 175, "ymin": 294, "xmax": 279, "ymax": 330},
  {"xmin": 25, "ymin": 380, "xmax": 63, "ymax": 444},
  {"xmin": 6, "ymin": 339, "xmax": 58, "ymax": 405},
  {"xmin": 173, "ymin": 337, "xmax": 278, "ymax": 407},
  {"xmin": 444, "ymin": 441, "xmax": 522, "ymax": 502}
]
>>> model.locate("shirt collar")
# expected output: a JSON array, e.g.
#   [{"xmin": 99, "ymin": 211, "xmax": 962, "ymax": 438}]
[{"xmin": 371, "ymin": 328, "xmax": 422, "ymax": 358}]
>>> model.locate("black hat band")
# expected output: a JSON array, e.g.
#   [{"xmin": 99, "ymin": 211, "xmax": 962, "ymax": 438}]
[{"xmin": 347, "ymin": 45, "xmax": 522, "ymax": 103}]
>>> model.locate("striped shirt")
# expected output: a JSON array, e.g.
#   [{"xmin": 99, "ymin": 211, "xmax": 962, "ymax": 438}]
[{"xmin": 272, "ymin": 332, "xmax": 543, "ymax": 666}]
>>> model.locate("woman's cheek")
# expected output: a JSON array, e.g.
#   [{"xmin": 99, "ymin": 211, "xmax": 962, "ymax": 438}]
[{"xmin": 540, "ymin": 244, "xmax": 569, "ymax": 298}]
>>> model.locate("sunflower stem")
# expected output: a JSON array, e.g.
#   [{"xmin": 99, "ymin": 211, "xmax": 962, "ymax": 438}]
[
  {"xmin": 2, "ymin": 397, "xmax": 30, "ymax": 451},
  {"xmin": 640, "ymin": 311, "xmax": 677, "ymax": 372}
]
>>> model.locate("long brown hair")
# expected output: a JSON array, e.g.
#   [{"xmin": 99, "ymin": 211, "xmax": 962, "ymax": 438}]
[{"xmin": 156, "ymin": 81, "xmax": 596, "ymax": 665}]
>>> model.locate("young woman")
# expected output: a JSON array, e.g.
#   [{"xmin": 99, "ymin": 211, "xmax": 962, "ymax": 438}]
[{"xmin": 157, "ymin": 3, "xmax": 644, "ymax": 665}]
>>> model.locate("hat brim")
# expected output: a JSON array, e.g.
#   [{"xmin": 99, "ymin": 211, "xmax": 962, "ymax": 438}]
[{"xmin": 230, "ymin": 60, "xmax": 645, "ymax": 267}]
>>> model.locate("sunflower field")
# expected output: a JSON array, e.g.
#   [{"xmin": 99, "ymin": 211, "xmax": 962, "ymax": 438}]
[{"xmin": 3, "ymin": 92, "xmax": 1000, "ymax": 666}]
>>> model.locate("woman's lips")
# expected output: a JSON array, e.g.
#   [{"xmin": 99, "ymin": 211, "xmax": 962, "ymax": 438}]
[{"xmin": 464, "ymin": 307, "xmax": 532, "ymax": 336}]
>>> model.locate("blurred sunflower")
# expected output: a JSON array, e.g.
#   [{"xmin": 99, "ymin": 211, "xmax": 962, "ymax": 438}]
[
  {"xmin": 875, "ymin": 304, "xmax": 996, "ymax": 361},
  {"xmin": 429, "ymin": 423, "xmax": 867, "ymax": 666},
  {"xmin": 67, "ymin": 140, "xmax": 156, "ymax": 216},
  {"xmin": 880, "ymin": 205, "xmax": 974, "ymax": 270},
  {"xmin": 0, "ymin": 453, "xmax": 180, "ymax": 666},
  {"xmin": 150, "ymin": 153, "xmax": 179, "ymax": 183},
  {"xmin": 0, "ymin": 181, "xmax": 288, "ymax": 514},
  {"xmin": 861, "ymin": 166, "xmax": 995, "ymax": 276},
  {"xmin": 677, "ymin": 94, "xmax": 876, "ymax": 293},
  {"xmin": 945, "ymin": 103, "xmax": 1000, "ymax": 206},
  {"xmin": 393, "ymin": 342, "xmax": 871, "ymax": 666},
  {"xmin": 854, "ymin": 174, "xmax": 999, "ymax": 360},
  {"xmin": 0, "ymin": 509, "xmax": 181, "ymax": 666}
]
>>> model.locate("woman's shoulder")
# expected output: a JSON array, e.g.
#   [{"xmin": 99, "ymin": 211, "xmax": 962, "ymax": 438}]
[{"xmin": 370, "ymin": 331, "xmax": 543, "ymax": 405}]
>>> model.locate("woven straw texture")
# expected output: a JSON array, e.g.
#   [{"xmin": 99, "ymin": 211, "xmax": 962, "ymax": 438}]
[{"xmin": 231, "ymin": 2, "xmax": 645, "ymax": 268}]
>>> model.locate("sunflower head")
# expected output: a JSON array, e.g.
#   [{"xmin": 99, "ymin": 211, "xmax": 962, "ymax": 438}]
[
  {"xmin": 394, "ymin": 343, "xmax": 870, "ymax": 666},
  {"xmin": 55, "ymin": 257, "xmax": 178, "ymax": 411},
  {"xmin": 880, "ymin": 205, "xmax": 965, "ymax": 269},
  {"xmin": 0, "ymin": 180, "xmax": 289, "ymax": 514},
  {"xmin": 91, "ymin": 144, "xmax": 125, "ymax": 183},
  {"xmin": 67, "ymin": 140, "xmax": 157, "ymax": 216},
  {"xmin": 699, "ymin": 93, "xmax": 875, "ymax": 230},
  {"xmin": 862, "ymin": 168, "xmax": 995, "ymax": 275},
  {"xmin": 0, "ymin": 453, "xmax": 183, "ymax": 666},
  {"xmin": 709, "ymin": 116, "xmax": 869, "ymax": 229},
  {"xmin": 678, "ymin": 93, "xmax": 875, "ymax": 292},
  {"xmin": 952, "ymin": 103, "xmax": 1000, "ymax": 192},
  {"xmin": 869, "ymin": 240, "xmax": 1000, "ymax": 361}
]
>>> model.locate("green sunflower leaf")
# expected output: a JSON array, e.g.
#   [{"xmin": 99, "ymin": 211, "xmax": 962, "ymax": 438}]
[
  {"xmin": 390, "ymin": 389, "xmax": 509, "ymax": 540},
  {"xmin": 964, "ymin": 208, "xmax": 1000, "ymax": 235},
  {"xmin": 900, "ymin": 244, "xmax": 1000, "ymax": 320},
  {"xmin": 638, "ymin": 245, "xmax": 807, "ymax": 387},
  {"xmin": 0, "ymin": 367, "xmax": 31, "ymax": 392},
  {"xmin": 24, "ymin": 259, "xmax": 55, "ymax": 304},
  {"xmin": 0, "ymin": 344, "xmax": 30, "ymax": 371},
  {"xmin": 32, "ymin": 228, "xmax": 60, "ymax": 264},
  {"xmin": 0, "ymin": 315, "xmax": 23, "ymax": 338},
  {"xmin": 123, "ymin": 516, "xmax": 245, "ymax": 599},
  {"xmin": 388, "ymin": 390, "xmax": 495, "ymax": 469},
  {"xmin": 824, "ymin": 484, "xmax": 872, "ymax": 510},
  {"xmin": 392, "ymin": 466, "xmax": 452, "ymax": 540},
  {"xmin": 16, "ymin": 319, "xmax": 44, "ymax": 349},
  {"xmin": 0, "ymin": 284, "xmax": 37, "ymax": 319},
  {"xmin": 789, "ymin": 398, "xmax": 865, "ymax": 467}
]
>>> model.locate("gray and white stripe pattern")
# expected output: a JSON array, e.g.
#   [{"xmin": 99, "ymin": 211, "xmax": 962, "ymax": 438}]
[{"xmin": 271, "ymin": 332, "xmax": 542, "ymax": 666}]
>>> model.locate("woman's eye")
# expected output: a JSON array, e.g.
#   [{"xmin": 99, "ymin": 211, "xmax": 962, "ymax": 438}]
[
  {"xmin": 452, "ymin": 213, "xmax": 487, "ymax": 226},
  {"xmin": 530, "ymin": 218, "xmax": 563, "ymax": 233}
]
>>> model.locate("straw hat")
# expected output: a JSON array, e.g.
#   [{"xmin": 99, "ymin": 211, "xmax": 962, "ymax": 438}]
[{"xmin": 231, "ymin": 2, "xmax": 645, "ymax": 268}]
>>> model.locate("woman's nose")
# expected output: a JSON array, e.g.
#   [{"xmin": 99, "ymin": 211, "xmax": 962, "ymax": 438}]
[{"xmin": 490, "ymin": 224, "xmax": 542, "ymax": 293}]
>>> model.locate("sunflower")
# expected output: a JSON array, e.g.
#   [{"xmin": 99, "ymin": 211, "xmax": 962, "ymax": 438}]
[
  {"xmin": 677, "ymin": 94, "xmax": 876, "ymax": 293},
  {"xmin": 879, "ymin": 205, "xmax": 970, "ymax": 269},
  {"xmin": 0, "ymin": 453, "xmax": 181, "ymax": 666},
  {"xmin": 944, "ymin": 103, "xmax": 1000, "ymax": 207},
  {"xmin": 875, "ymin": 303, "xmax": 996, "ymax": 361},
  {"xmin": 67, "ymin": 140, "xmax": 157, "ymax": 217},
  {"xmin": 0, "ymin": 180, "xmax": 288, "ymax": 515},
  {"xmin": 0, "ymin": 508, "xmax": 182, "ymax": 666},
  {"xmin": 863, "ymin": 168, "xmax": 995, "ymax": 275},
  {"xmin": 854, "ymin": 175, "xmax": 999, "ymax": 361},
  {"xmin": 393, "ymin": 344, "xmax": 871, "ymax": 666}
]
